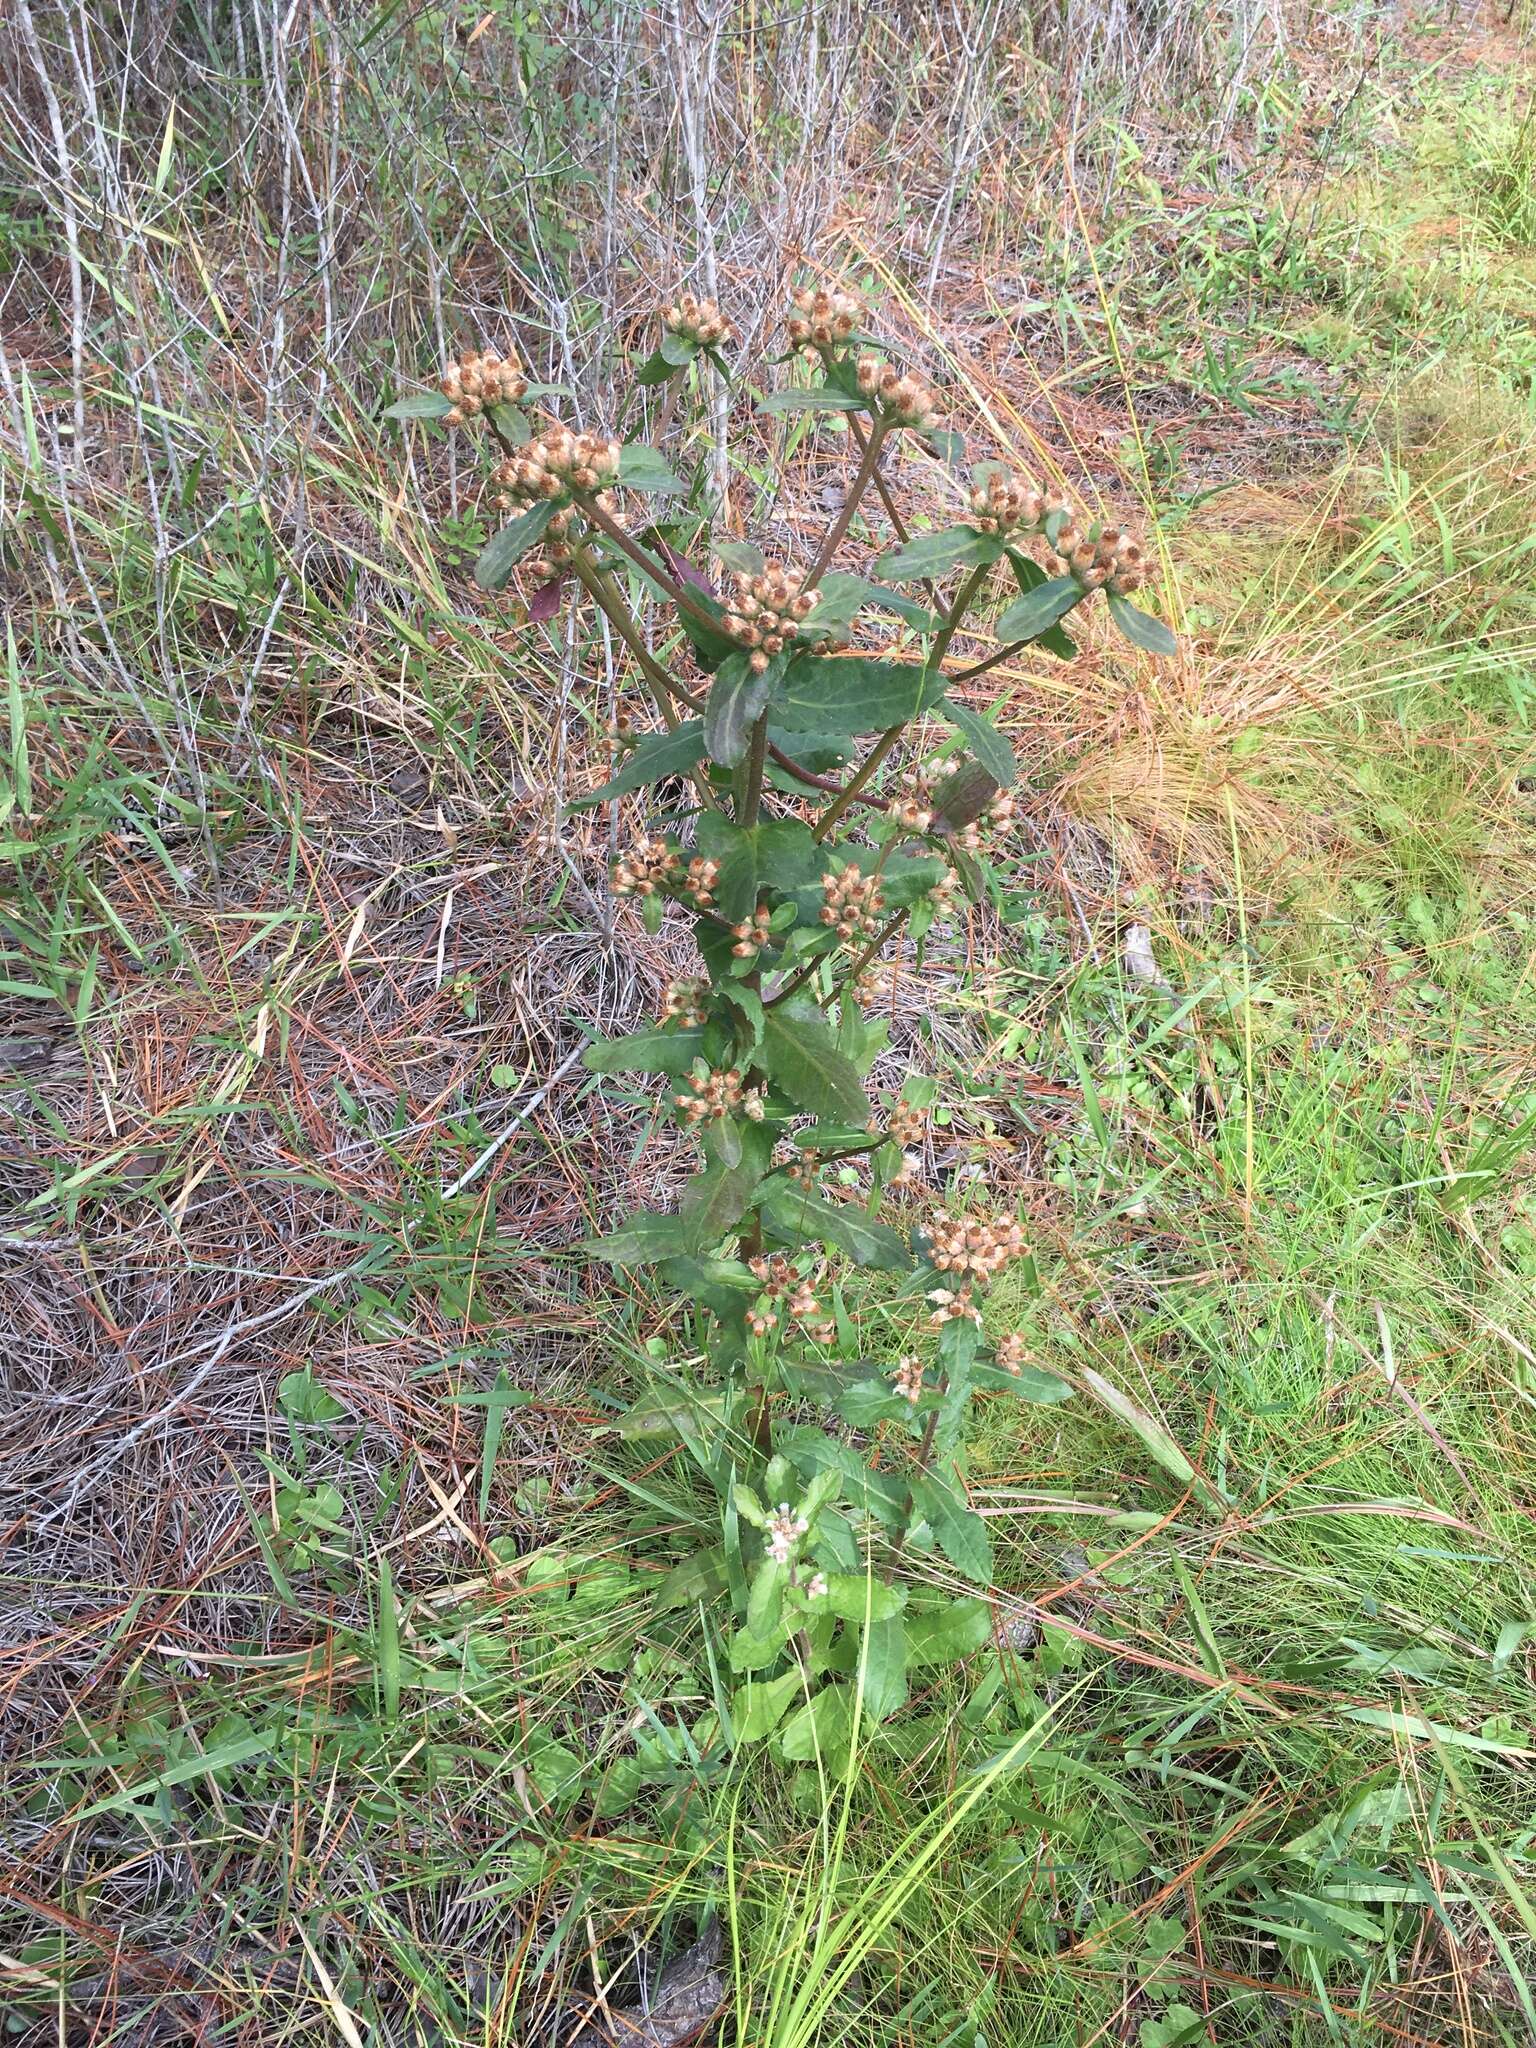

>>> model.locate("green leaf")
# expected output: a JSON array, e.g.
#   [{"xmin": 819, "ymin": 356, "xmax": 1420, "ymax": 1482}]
[
  {"xmin": 486, "ymin": 401, "xmax": 530, "ymax": 444},
  {"xmin": 914, "ymin": 1473, "xmax": 993, "ymax": 1583},
  {"xmin": 711, "ymin": 538, "xmax": 765, "ymax": 577},
  {"xmin": 757, "ymin": 1180, "xmax": 910, "ymax": 1271},
  {"xmin": 922, "ymin": 426, "xmax": 966, "ymax": 466},
  {"xmin": 808, "ymin": 572, "xmax": 939, "ymax": 636},
  {"xmin": 1001, "ymin": 550, "xmax": 1077, "ymax": 657},
  {"xmin": 573, "ymin": 720, "xmax": 706, "ymax": 806},
  {"xmin": 777, "ymin": 1682, "xmax": 855, "ymax": 1762},
  {"xmin": 1108, "ymin": 590, "xmax": 1179, "ymax": 655},
  {"xmin": 619, "ymin": 443, "xmax": 686, "ymax": 494},
  {"xmin": 633, "ymin": 347, "xmax": 678, "ymax": 387},
  {"xmin": 582, "ymin": 1027, "xmax": 706, "ymax": 1076},
  {"xmin": 761, "ymin": 1000, "xmax": 869, "ymax": 1124},
  {"xmin": 734, "ymin": 1668, "xmax": 804, "ymax": 1744},
  {"xmin": 758, "ymin": 386, "xmax": 866, "ymax": 416},
  {"xmin": 878, "ymin": 527, "xmax": 1002, "ymax": 582},
  {"xmin": 820, "ymin": 1574, "xmax": 907, "ymax": 1623},
  {"xmin": 931, "ymin": 761, "xmax": 1001, "ymax": 836},
  {"xmin": 903, "ymin": 1595, "xmax": 992, "ymax": 1667},
  {"xmin": 994, "ymin": 573, "xmax": 1084, "ymax": 644},
  {"xmin": 766, "ymin": 726, "xmax": 855, "ymax": 772},
  {"xmin": 861, "ymin": 1614, "xmax": 909, "ymax": 1721},
  {"xmin": 939, "ymin": 695, "xmax": 1018, "ymax": 787},
  {"xmin": 773, "ymin": 655, "xmax": 948, "ymax": 734},
  {"xmin": 277, "ymin": 1366, "xmax": 346, "ymax": 1423},
  {"xmin": 582, "ymin": 1210, "xmax": 692, "ymax": 1265},
  {"xmin": 704, "ymin": 651, "xmax": 779, "ymax": 767},
  {"xmin": 695, "ymin": 814, "xmax": 822, "ymax": 922},
  {"xmin": 680, "ymin": 1157, "xmax": 763, "ymax": 1246},
  {"xmin": 385, "ymin": 391, "xmax": 453, "ymax": 420},
  {"xmin": 473, "ymin": 501, "xmax": 556, "ymax": 591},
  {"xmin": 657, "ymin": 1255, "xmax": 758, "ymax": 1315},
  {"xmin": 1080, "ymin": 1368, "xmax": 1228, "ymax": 1513},
  {"xmin": 659, "ymin": 329, "xmax": 698, "ymax": 368}
]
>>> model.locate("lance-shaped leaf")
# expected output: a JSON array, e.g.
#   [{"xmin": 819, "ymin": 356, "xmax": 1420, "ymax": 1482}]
[
  {"xmin": 809, "ymin": 572, "xmax": 940, "ymax": 636},
  {"xmin": 939, "ymin": 694, "xmax": 1017, "ymax": 786},
  {"xmin": 385, "ymin": 391, "xmax": 454, "ymax": 420},
  {"xmin": 681, "ymin": 1157, "xmax": 764, "ymax": 1247},
  {"xmin": 757, "ymin": 1179, "xmax": 911, "ymax": 1271},
  {"xmin": 931, "ymin": 760, "xmax": 1001, "ymax": 837},
  {"xmin": 704, "ymin": 652, "xmax": 780, "ymax": 767},
  {"xmin": 912, "ymin": 1469, "xmax": 993, "ymax": 1583},
  {"xmin": 1108, "ymin": 590, "xmax": 1179, "ymax": 655},
  {"xmin": 583, "ymin": 1210, "xmax": 694, "ymax": 1264},
  {"xmin": 860, "ymin": 1614, "xmax": 910, "ymax": 1720},
  {"xmin": 619, "ymin": 443, "xmax": 686, "ymax": 494},
  {"xmin": 1002, "ymin": 550, "xmax": 1077, "ymax": 657},
  {"xmin": 582, "ymin": 1027, "xmax": 707, "ymax": 1076},
  {"xmin": 773, "ymin": 654, "xmax": 948, "ymax": 734},
  {"xmin": 474, "ymin": 500, "xmax": 556, "ymax": 591},
  {"xmin": 877, "ymin": 527, "xmax": 1003, "ymax": 583},
  {"xmin": 761, "ymin": 999, "xmax": 869, "ymax": 1125},
  {"xmin": 758, "ymin": 386, "xmax": 866, "ymax": 415},
  {"xmin": 994, "ymin": 573, "xmax": 1083, "ymax": 644},
  {"xmin": 573, "ymin": 720, "xmax": 706, "ymax": 806}
]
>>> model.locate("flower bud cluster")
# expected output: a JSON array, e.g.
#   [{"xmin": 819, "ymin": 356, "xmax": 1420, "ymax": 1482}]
[
  {"xmin": 766, "ymin": 1501, "xmax": 810, "ymax": 1564},
  {"xmin": 892, "ymin": 1354, "xmax": 924, "ymax": 1404},
  {"xmin": 927, "ymin": 1284, "xmax": 984, "ymax": 1329},
  {"xmin": 855, "ymin": 354, "xmax": 940, "ymax": 430},
  {"xmin": 731, "ymin": 906, "xmax": 772, "ymax": 959},
  {"xmin": 969, "ymin": 471, "xmax": 1046, "ymax": 534},
  {"xmin": 1051, "ymin": 519, "xmax": 1146, "ymax": 595},
  {"xmin": 674, "ymin": 1063, "xmax": 744, "ymax": 1125},
  {"xmin": 928, "ymin": 1207, "xmax": 1027, "ymax": 1282},
  {"xmin": 684, "ymin": 854, "xmax": 720, "ymax": 909},
  {"xmin": 888, "ymin": 1099, "xmax": 927, "ymax": 1148},
  {"xmin": 891, "ymin": 774, "xmax": 935, "ymax": 834},
  {"xmin": 441, "ymin": 349, "xmax": 527, "ymax": 424},
  {"xmin": 495, "ymin": 426, "xmax": 621, "ymax": 507},
  {"xmin": 746, "ymin": 1252, "xmax": 795, "ymax": 1335},
  {"xmin": 787, "ymin": 286, "xmax": 864, "ymax": 351},
  {"xmin": 723, "ymin": 564, "xmax": 819, "ymax": 675},
  {"xmin": 820, "ymin": 863, "xmax": 886, "ymax": 941},
  {"xmin": 661, "ymin": 977, "xmax": 708, "ymax": 1027},
  {"xmin": 612, "ymin": 835, "xmax": 681, "ymax": 896},
  {"xmin": 785, "ymin": 1151, "xmax": 821, "ymax": 1189},
  {"xmin": 664, "ymin": 292, "xmax": 733, "ymax": 347},
  {"xmin": 995, "ymin": 1331, "xmax": 1026, "ymax": 1376}
]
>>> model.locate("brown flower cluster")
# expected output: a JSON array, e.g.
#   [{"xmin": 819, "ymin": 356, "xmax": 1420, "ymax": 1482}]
[
  {"xmin": 995, "ymin": 1331, "xmax": 1026, "ymax": 1376},
  {"xmin": 495, "ymin": 426, "xmax": 620, "ymax": 505},
  {"xmin": 731, "ymin": 906, "xmax": 772, "ymax": 960},
  {"xmin": 928, "ymin": 1207, "xmax": 1027, "ymax": 1282},
  {"xmin": 723, "ymin": 563, "xmax": 819, "ymax": 675},
  {"xmin": 674, "ymin": 1064, "xmax": 744, "ymax": 1125},
  {"xmin": 1051, "ymin": 517, "xmax": 1146, "ymax": 595},
  {"xmin": 888, "ymin": 1098, "xmax": 927, "ymax": 1148},
  {"xmin": 664, "ymin": 292, "xmax": 732, "ymax": 347},
  {"xmin": 441, "ymin": 349, "xmax": 527, "ymax": 424},
  {"xmin": 892, "ymin": 1354, "xmax": 925, "ymax": 1404},
  {"xmin": 747, "ymin": 1255, "xmax": 835, "ymax": 1344},
  {"xmin": 820, "ymin": 862, "xmax": 886, "ymax": 941},
  {"xmin": 968, "ymin": 471, "xmax": 1053, "ymax": 535},
  {"xmin": 787, "ymin": 286, "xmax": 864, "ymax": 351},
  {"xmin": 612, "ymin": 835, "xmax": 680, "ymax": 896},
  {"xmin": 661, "ymin": 977, "xmax": 708, "ymax": 1026},
  {"xmin": 855, "ymin": 354, "xmax": 939, "ymax": 431},
  {"xmin": 684, "ymin": 854, "xmax": 720, "ymax": 909}
]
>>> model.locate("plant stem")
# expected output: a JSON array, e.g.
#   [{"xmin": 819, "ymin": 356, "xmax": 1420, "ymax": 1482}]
[
  {"xmin": 812, "ymin": 561, "xmax": 994, "ymax": 843},
  {"xmin": 846, "ymin": 411, "xmax": 940, "ymax": 612},
  {"xmin": 808, "ymin": 417, "xmax": 888, "ymax": 586},
  {"xmin": 576, "ymin": 492, "xmax": 722, "ymax": 637}
]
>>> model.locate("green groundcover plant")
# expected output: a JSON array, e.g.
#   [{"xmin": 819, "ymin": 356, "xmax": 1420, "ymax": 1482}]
[{"xmin": 391, "ymin": 281, "xmax": 1177, "ymax": 1762}]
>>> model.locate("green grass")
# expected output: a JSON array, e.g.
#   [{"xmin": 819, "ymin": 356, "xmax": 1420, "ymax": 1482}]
[{"xmin": 5, "ymin": 6, "xmax": 1536, "ymax": 2044}]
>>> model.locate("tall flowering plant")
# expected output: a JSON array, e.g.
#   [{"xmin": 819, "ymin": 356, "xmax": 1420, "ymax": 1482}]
[{"xmin": 390, "ymin": 285, "xmax": 1177, "ymax": 1751}]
